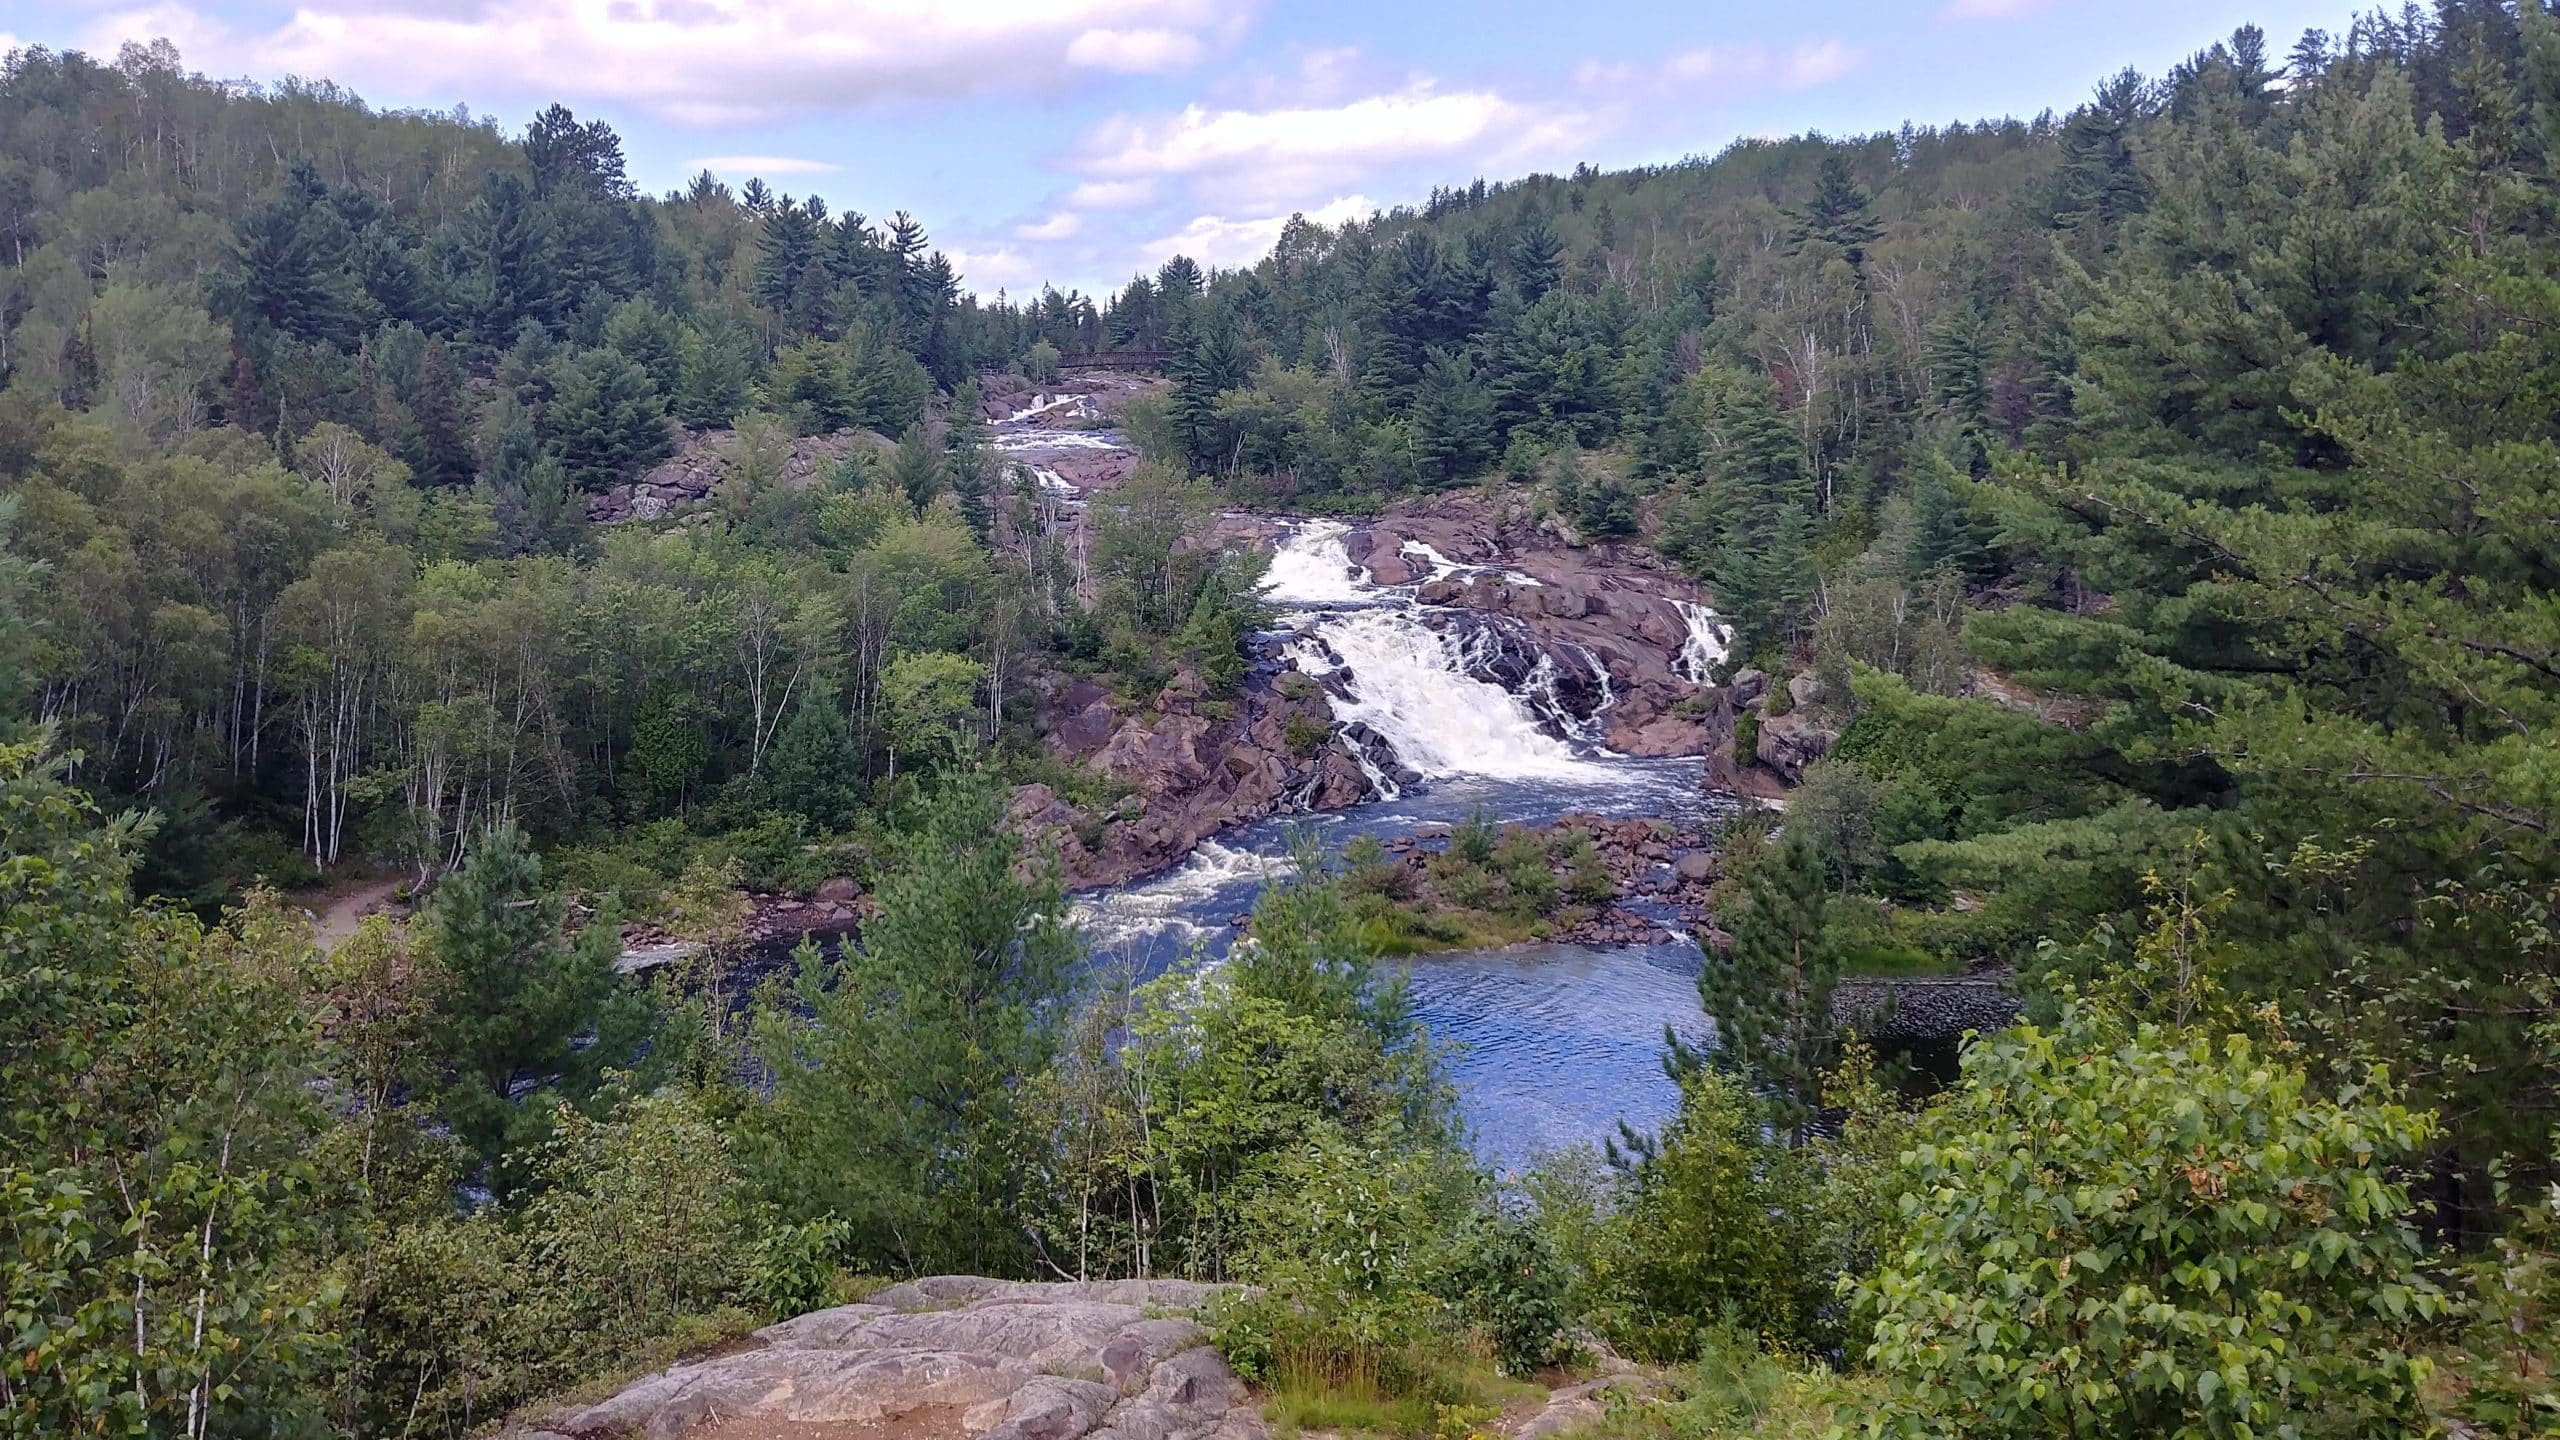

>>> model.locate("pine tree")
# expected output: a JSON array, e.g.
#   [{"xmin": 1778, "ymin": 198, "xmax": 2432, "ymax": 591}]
[
  {"xmin": 1509, "ymin": 210, "xmax": 1563, "ymax": 302},
  {"xmin": 545, "ymin": 347, "xmax": 674, "ymax": 490},
  {"xmin": 1412, "ymin": 346, "xmax": 1497, "ymax": 482},
  {"xmin": 409, "ymin": 337, "xmax": 473, "ymax": 486},
  {"xmin": 890, "ymin": 420, "xmax": 946, "ymax": 514},
  {"xmin": 766, "ymin": 676, "xmax": 862, "ymax": 827},
  {"xmin": 1692, "ymin": 830, "xmax": 1840, "ymax": 1145},
  {"xmin": 673, "ymin": 317, "xmax": 752, "ymax": 429},
  {"xmin": 755, "ymin": 203, "xmax": 818, "ymax": 321},
  {"xmin": 756, "ymin": 777, "xmax": 1075, "ymax": 1271},
  {"xmin": 424, "ymin": 823, "xmax": 655, "ymax": 1184},
  {"xmin": 1793, "ymin": 153, "xmax": 1881, "ymax": 265},
  {"xmin": 945, "ymin": 377, "xmax": 993, "ymax": 539}
]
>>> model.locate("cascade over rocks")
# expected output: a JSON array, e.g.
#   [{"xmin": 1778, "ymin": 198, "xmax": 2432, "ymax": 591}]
[
  {"xmin": 514, "ymin": 1278, "xmax": 1263, "ymax": 1440},
  {"xmin": 1023, "ymin": 488, "xmax": 1752, "ymax": 887}
]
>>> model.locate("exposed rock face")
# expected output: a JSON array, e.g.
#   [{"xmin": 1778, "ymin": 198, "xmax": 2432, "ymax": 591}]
[
  {"xmin": 1013, "ymin": 665, "xmax": 1367, "ymax": 889},
  {"xmin": 589, "ymin": 428, "xmax": 890, "ymax": 524},
  {"xmin": 1019, "ymin": 488, "xmax": 1753, "ymax": 887},
  {"xmin": 1752, "ymin": 671, "xmax": 1843, "ymax": 785},
  {"xmin": 519, "ymin": 1278, "xmax": 1262, "ymax": 1440},
  {"xmin": 1754, "ymin": 710, "xmax": 1838, "ymax": 784}
]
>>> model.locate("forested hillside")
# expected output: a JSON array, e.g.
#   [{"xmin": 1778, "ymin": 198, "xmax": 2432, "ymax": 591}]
[
  {"xmin": 5, "ymin": 7, "xmax": 2560, "ymax": 1440},
  {"xmin": 1127, "ymin": 2, "xmax": 2560, "ymax": 1207}
]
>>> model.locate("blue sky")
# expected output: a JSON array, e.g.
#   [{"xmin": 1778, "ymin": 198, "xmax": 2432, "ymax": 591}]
[{"xmin": 3, "ymin": 0, "xmax": 2368, "ymax": 298}]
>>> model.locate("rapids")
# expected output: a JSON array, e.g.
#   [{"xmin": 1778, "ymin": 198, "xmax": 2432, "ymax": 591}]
[
  {"xmin": 1073, "ymin": 519, "xmax": 1729, "ymax": 1167},
  {"xmin": 968, "ymin": 392, "xmax": 1730, "ymax": 1165}
]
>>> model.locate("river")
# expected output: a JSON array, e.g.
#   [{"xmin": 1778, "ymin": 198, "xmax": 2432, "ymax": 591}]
[
  {"xmin": 980, "ymin": 390, "xmax": 1738, "ymax": 1168},
  {"xmin": 1058, "ymin": 509, "xmax": 1731, "ymax": 1171}
]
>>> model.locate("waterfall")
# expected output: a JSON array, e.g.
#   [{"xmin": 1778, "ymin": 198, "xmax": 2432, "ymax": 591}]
[
  {"xmin": 1675, "ymin": 601, "xmax": 1731, "ymax": 684},
  {"xmin": 1260, "ymin": 519, "xmax": 1377, "ymax": 607},
  {"xmin": 1263, "ymin": 520, "xmax": 1608, "ymax": 784},
  {"xmin": 1289, "ymin": 610, "xmax": 1603, "ymax": 782}
]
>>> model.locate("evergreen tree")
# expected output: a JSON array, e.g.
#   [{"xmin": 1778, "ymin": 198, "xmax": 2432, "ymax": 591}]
[
  {"xmin": 1509, "ymin": 210, "xmax": 1563, "ymax": 302},
  {"xmin": 945, "ymin": 377, "xmax": 993, "ymax": 539},
  {"xmin": 890, "ymin": 420, "xmax": 946, "ymax": 514},
  {"xmin": 433, "ymin": 171, "xmax": 567, "ymax": 344},
  {"xmin": 766, "ymin": 676, "xmax": 862, "ymax": 827},
  {"xmin": 1412, "ymin": 346, "xmax": 1497, "ymax": 482},
  {"xmin": 603, "ymin": 295, "xmax": 682, "ymax": 396},
  {"xmin": 409, "ymin": 337, "xmax": 474, "ymax": 486},
  {"xmin": 753, "ymin": 777, "xmax": 1076, "ymax": 1273},
  {"xmin": 673, "ymin": 317, "xmax": 752, "ymax": 429},
  {"xmin": 423, "ymin": 823, "xmax": 656, "ymax": 1184},
  {"xmin": 544, "ymin": 347, "xmax": 674, "ymax": 490},
  {"xmin": 1793, "ymin": 152, "xmax": 1882, "ymax": 265},
  {"xmin": 1691, "ymin": 829, "xmax": 1840, "ymax": 1145},
  {"xmin": 227, "ymin": 164, "xmax": 360, "ymax": 348}
]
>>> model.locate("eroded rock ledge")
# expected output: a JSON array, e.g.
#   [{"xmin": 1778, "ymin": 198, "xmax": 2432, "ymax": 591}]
[{"xmin": 517, "ymin": 1277, "xmax": 1263, "ymax": 1440}]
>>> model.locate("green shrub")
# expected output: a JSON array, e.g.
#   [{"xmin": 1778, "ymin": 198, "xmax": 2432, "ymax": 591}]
[
  {"xmin": 2446, "ymin": 1165, "xmax": 2560, "ymax": 1436},
  {"xmin": 1852, "ymin": 1001, "xmax": 2448, "ymax": 1438},
  {"xmin": 747, "ymin": 1214, "xmax": 853, "ymax": 1321},
  {"xmin": 1440, "ymin": 1207, "xmax": 1577, "ymax": 1376},
  {"xmin": 1613, "ymin": 1069, "xmax": 1832, "ymax": 1361}
]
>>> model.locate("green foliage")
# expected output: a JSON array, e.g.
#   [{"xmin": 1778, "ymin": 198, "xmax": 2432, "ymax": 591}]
[
  {"xmin": 765, "ymin": 676, "xmax": 862, "ymax": 828},
  {"xmin": 1693, "ymin": 829, "xmax": 1839, "ymax": 1142},
  {"xmin": 746, "ymin": 1216, "xmax": 854, "ymax": 1323},
  {"xmin": 420, "ymin": 823, "xmax": 656, "ymax": 1184},
  {"xmin": 1439, "ymin": 1206, "xmax": 1576, "ymax": 1376},
  {"xmin": 752, "ymin": 776, "xmax": 1074, "ymax": 1275},
  {"xmin": 1852, "ymin": 1000, "xmax": 2448, "ymax": 1439},
  {"xmin": 545, "ymin": 346, "xmax": 675, "ymax": 491},
  {"xmin": 1611, "ymin": 1068, "xmax": 1832, "ymax": 1360},
  {"xmin": 0, "ymin": 742, "xmax": 339, "ymax": 1438},
  {"xmin": 2446, "ymin": 1162, "xmax": 2560, "ymax": 1437}
]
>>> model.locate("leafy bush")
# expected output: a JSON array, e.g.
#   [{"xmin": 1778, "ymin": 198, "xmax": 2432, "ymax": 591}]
[
  {"xmin": 1852, "ymin": 1001, "xmax": 2448, "ymax": 1438},
  {"xmin": 747, "ymin": 1214, "xmax": 854, "ymax": 1321},
  {"xmin": 1611, "ymin": 1068, "xmax": 1832, "ymax": 1360},
  {"xmin": 1439, "ymin": 1206, "xmax": 1577, "ymax": 1376}
]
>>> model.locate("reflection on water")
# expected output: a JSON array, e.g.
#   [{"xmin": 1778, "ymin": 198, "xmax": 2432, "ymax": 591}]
[{"xmin": 1410, "ymin": 941, "xmax": 1709, "ymax": 1173}]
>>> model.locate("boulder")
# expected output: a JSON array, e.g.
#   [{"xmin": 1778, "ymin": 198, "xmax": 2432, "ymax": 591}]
[
  {"xmin": 814, "ymin": 876, "xmax": 860, "ymax": 905},
  {"xmin": 1729, "ymin": 667, "xmax": 1768, "ymax": 707},
  {"xmin": 1755, "ymin": 710, "xmax": 1840, "ymax": 784},
  {"xmin": 521, "ymin": 1278, "xmax": 1262, "ymax": 1440},
  {"xmin": 1787, "ymin": 669, "xmax": 1823, "ymax": 712},
  {"xmin": 1673, "ymin": 851, "xmax": 1720, "ymax": 884}
]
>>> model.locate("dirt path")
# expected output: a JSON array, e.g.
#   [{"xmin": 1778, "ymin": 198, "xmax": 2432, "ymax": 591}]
[{"xmin": 309, "ymin": 876, "xmax": 402, "ymax": 952}]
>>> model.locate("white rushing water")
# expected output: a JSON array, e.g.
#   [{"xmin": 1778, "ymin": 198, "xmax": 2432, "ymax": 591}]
[
  {"xmin": 1262, "ymin": 522, "xmax": 1606, "ymax": 784},
  {"xmin": 1259, "ymin": 519, "xmax": 1379, "ymax": 607},
  {"xmin": 1290, "ymin": 612, "xmax": 1604, "ymax": 782},
  {"xmin": 1674, "ymin": 600, "xmax": 1732, "ymax": 685},
  {"xmin": 1073, "ymin": 839, "xmax": 1293, "ymax": 952}
]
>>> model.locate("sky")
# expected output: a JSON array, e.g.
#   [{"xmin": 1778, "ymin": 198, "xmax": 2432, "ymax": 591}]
[{"xmin": 1, "ymin": 0, "xmax": 2373, "ymax": 299}]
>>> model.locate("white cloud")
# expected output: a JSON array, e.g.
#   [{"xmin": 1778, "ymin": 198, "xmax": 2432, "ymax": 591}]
[
  {"xmin": 1142, "ymin": 193, "xmax": 1374, "ymax": 271},
  {"xmin": 1017, "ymin": 212, "xmax": 1083, "ymax": 241},
  {"xmin": 1938, "ymin": 0, "xmax": 2050, "ymax": 18},
  {"xmin": 1066, "ymin": 178, "xmax": 1158, "ymax": 209},
  {"xmin": 945, "ymin": 244, "xmax": 1062, "ymax": 298},
  {"xmin": 1078, "ymin": 80, "xmax": 1598, "ymax": 202},
  {"xmin": 1064, "ymin": 26, "xmax": 1202, "ymax": 73},
  {"xmin": 687, "ymin": 155, "xmax": 842, "ymax": 177},
  {"xmin": 1576, "ymin": 39, "xmax": 1863, "ymax": 95},
  {"xmin": 1784, "ymin": 40, "xmax": 1859, "ymax": 88},
  {"xmin": 80, "ymin": 0, "xmax": 1233, "ymax": 122}
]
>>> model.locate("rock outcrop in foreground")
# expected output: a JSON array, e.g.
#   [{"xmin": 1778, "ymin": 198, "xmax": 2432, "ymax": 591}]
[{"xmin": 521, "ymin": 1278, "xmax": 1262, "ymax": 1440}]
